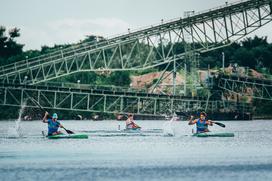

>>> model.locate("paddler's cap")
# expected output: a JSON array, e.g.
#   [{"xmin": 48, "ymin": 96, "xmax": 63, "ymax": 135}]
[
  {"xmin": 52, "ymin": 113, "xmax": 58, "ymax": 119},
  {"xmin": 200, "ymin": 112, "xmax": 207, "ymax": 117}
]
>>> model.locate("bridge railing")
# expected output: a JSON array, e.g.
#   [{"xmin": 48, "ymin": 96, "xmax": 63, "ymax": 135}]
[
  {"xmin": 39, "ymin": 82, "xmax": 147, "ymax": 93},
  {"xmin": 221, "ymin": 72, "xmax": 272, "ymax": 84}
]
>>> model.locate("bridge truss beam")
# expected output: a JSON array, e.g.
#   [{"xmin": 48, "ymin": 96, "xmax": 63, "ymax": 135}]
[
  {"xmin": 0, "ymin": 84, "xmax": 251, "ymax": 116},
  {"xmin": 218, "ymin": 76, "xmax": 272, "ymax": 100},
  {"xmin": 0, "ymin": 0, "xmax": 271, "ymax": 85}
]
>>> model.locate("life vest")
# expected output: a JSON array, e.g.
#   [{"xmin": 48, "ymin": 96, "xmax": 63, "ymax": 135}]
[
  {"xmin": 48, "ymin": 119, "xmax": 60, "ymax": 135},
  {"xmin": 196, "ymin": 119, "xmax": 208, "ymax": 133}
]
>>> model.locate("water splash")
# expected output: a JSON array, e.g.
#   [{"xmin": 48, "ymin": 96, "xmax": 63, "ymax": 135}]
[
  {"xmin": 7, "ymin": 102, "xmax": 27, "ymax": 138},
  {"xmin": 162, "ymin": 116, "xmax": 178, "ymax": 136}
]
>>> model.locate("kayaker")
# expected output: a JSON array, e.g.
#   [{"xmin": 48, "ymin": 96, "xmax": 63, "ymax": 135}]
[
  {"xmin": 188, "ymin": 112, "xmax": 213, "ymax": 133},
  {"xmin": 42, "ymin": 112, "xmax": 64, "ymax": 136},
  {"xmin": 126, "ymin": 114, "xmax": 141, "ymax": 129}
]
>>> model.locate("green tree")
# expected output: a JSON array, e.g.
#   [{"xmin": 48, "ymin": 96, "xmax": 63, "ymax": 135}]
[
  {"xmin": 0, "ymin": 26, "xmax": 24, "ymax": 66},
  {"xmin": 108, "ymin": 71, "xmax": 131, "ymax": 86}
]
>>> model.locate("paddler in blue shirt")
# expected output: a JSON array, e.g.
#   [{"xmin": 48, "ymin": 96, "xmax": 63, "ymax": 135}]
[
  {"xmin": 42, "ymin": 112, "xmax": 64, "ymax": 136},
  {"xmin": 126, "ymin": 114, "xmax": 141, "ymax": 129},
  {"xmin": 188, "ymin": 112, "xmax": 213, "ymax": 133}
]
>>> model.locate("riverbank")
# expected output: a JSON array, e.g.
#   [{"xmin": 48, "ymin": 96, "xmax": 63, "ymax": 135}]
[{"xmin": 253, "ymin": 115, "xmax": 272, "ymax": 120}]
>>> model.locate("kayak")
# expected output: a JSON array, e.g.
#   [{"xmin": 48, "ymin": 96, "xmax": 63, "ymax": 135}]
[
  {"xmin": 47, "ymin": 133, "xmax": 88, "ymax": 139},
  {"xmin": 193, "ymin": 132, "xmax": 234, "ymax": 137},
  {"xmin": 123, "ymin": 128, "xmax": 141, "ymax": 132}
]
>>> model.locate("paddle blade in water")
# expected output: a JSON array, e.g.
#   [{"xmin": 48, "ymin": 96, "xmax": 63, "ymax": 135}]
[{"xmin": 64, "ymin": 128, "xmax": 74, "ymax": 134}]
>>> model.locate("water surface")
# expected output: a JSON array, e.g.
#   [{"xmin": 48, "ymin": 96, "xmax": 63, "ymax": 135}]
[{"xmin": 1, "ymin": 120, "xmax": 272, "ymax": 181}]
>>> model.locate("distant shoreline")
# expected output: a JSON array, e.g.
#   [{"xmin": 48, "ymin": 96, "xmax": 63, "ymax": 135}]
[{"xmin": 253, "ymin": 115, "xmax": 272, "ymax": 120}]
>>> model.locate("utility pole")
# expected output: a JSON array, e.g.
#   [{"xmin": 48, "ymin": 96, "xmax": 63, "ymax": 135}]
[
  {"xmin": 222, "ymin": 52, "xmax": 225, "ymax": 73},
  {"xmin": 173, "ymin": 56, "xmax": 176, "ymax": 96},
  {"xmin": 184, "ymin": 10, "xmax": 197, "ymax": 97},
  {"xmin": 184, "ymin": 63, "xmax": 187, "ymax": 96}
]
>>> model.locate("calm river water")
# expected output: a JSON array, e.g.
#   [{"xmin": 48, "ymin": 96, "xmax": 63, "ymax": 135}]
[{"xmin": 1, "ymin": 120, "xmax": 272, "ymax": 181}]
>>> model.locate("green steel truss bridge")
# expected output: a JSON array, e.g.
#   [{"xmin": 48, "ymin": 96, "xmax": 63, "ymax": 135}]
[
  {"xmin": 0, "ymin": 83, "xmax": 251, "ymax": 116},
  {"xmin": 218, "ymin": 74, "xmax": 272, "ymax": 101},
  {"xmin": 0, "ymin": 0, "xmax": 271, "ymax": 115}
]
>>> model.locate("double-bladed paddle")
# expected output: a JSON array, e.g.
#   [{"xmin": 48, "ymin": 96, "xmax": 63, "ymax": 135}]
[
  {"xmin": 29, "ymin": 97, "xmax": 74, "ymax": 134},
  {"xmin": 175, "ymin": 111, "xmax": 226, "ymax": 128}
]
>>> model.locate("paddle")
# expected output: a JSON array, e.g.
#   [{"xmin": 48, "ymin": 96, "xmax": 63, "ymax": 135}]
[
  {"xmin": 211, "ymin": 121, "xmax": 225, "ymax": 128},
  {"xmin": 29, "ymin": 97, "xmax": 74, "ymax": 134},
  {"xmin": 176, "ymin": 111, "xmax": 226, "ymax": 128},
  {"xmin": 132, "ymin": 122, "xmax": 141, "ymax": 129}
]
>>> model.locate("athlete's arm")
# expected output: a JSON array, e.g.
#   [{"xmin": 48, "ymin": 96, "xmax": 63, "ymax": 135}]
[
  {"xmin": 42, "ymin": 112, "xmax": 49, "ymax": 123},
  {"xmin": 56, "ymin": 121, "xmax": 63, "ymax": 128},
  {"xmin": 188, "ymin": 116, "xmax": 197, "ymax": 125},
  {"xmin": 206, "ymin": 120, "xmax": 213, "ymax": 126}
]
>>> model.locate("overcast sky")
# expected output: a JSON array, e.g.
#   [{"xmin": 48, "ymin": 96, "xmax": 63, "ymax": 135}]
[{"xmin": 1, "ymin": 0, "xmax": 272, "ymax": 50}]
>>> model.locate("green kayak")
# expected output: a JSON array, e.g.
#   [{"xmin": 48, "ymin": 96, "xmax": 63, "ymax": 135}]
[
  {"xmin": 47, "ymin": 133, "xmax": 88, "ymax": 139},
  {"xmin": 193, "ymin": 132, "xmax": 234, "ymax": 137}
]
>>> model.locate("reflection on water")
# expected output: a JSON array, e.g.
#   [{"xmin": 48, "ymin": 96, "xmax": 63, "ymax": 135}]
[{"xmin": 1, "ymin": 120, "xmax": 272, "ymax": 181}]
